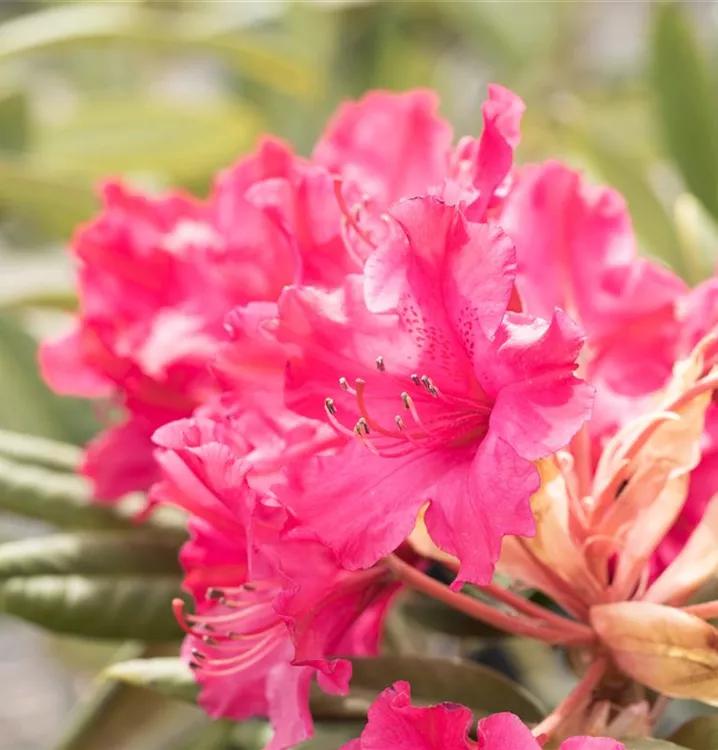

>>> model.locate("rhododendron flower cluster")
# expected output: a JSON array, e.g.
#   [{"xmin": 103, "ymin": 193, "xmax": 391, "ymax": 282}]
[{"xmin": 41, "ymin": 83, "xmax": 718, "ymax": 749}]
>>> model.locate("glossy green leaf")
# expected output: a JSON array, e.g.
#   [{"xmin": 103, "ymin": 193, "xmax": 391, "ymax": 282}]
[
  {"xmin": 0, "ymin": 573, "xmax": 182, "ymax": 640},
  {"xmin": 668, "ymin": 715, "xmax": 718, "ymax": 749},
  {"xmin": 651, "ymin": 1, "xmax": 718, "ymax": 219},
  {"xmin": 104, "ymin": 657, "xmax": 199, "ymax": 703},
  {"xmin": 315, "ymin": 656, "xmax": 545, "ymax": 723},
  {"xmin": 34, "ymin": 98, "xmax": 264, "ymax": 190},
  {"xmin": 0, "ymin": 531, "xmax": 182, "ymax": 579}
]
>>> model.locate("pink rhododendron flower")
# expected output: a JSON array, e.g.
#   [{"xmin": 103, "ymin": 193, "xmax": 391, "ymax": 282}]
[
  {"xmin": 269, "ymin": 196, "xmax": 592, "ymax": 587},
  {"xmin": 39, "ymin": 137, "xmax": 351, "ymax": 501},
  {"xmin": 342, "ymin": 682, "xmax": 623, "ymax": 750},
  {"xmin": 500, "ymin": 161, "xmax": 687, "ymax": 445},
  {"xmin": 151, "ymin": 416, "xmax": 399, "ymax": 750}
]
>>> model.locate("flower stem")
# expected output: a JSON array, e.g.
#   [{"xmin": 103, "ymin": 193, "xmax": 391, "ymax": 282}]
[
  {"xmin": 531, "ymin": 657, "xmax": 607, "ymax": 739},
  {"xmin": 386, "ymin": 554, "xmax": 595, "ymax": 646}
]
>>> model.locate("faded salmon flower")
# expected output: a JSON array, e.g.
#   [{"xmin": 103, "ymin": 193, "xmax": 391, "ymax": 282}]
[
  {"xmin": 389, "ymin": 331, "xmax": 718, "ymax": 740},
  {"xmin": 151, "ymin": 416, "xmax": 400, "ymax": 750},
  {"xmin": 343, "ymin": 681, "xmax": 623, "ymax": 750}
]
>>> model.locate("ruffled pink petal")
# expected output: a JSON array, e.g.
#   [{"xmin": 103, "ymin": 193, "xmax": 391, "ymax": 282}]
[
  {"xmin": 81, "ymin": 419, "xmax": 160, "ymax": 500},
  {"xmin": 476, "ymin": 711, "xmax": 539, "ymax": 748},
  {"xmin": 314, "ymin": 90, "xmax": 453, "ymax": 207},
  {"xmin": 344, "ymin": 681, "xmax": 474, "ymax": 750},
  {"xmin": 39, "ymin": 325, "xmax": 113, "ymax": 398},
  {"xmin": 265, "ymin": 663, "xmax": 316, "ymax": 750},
  {"xmin": 559, "ymin": 738, "xmax": 625, "ymax": 750},
  {"xmin": 425, "ymin": 432, "xmax": 539, "ymax": 587}
]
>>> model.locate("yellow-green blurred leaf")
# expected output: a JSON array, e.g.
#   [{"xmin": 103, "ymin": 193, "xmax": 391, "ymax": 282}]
[
  {"xmin": 34, "ymin": 98, "xmax": 263, "ymax": 190},
  {"xmin": 668, "ymin": 716, "xmax": 718, "ymax": 750},
  {"xmin": 674, "ymin": 193, "xmax": 718, "ymax": 283},
  {"xmin": 651, "ymin": 1, "xmax": 718, "ymax": 220},
  {"xmin": 0, "ymin": 3, "xmax": 318, "ymax": 100},
  {"xmin": 0, "ymin": 88, "xmax": 30, "ymax": 154}
]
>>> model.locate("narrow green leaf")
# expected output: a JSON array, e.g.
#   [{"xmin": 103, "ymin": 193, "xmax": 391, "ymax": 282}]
[
  {"xmin": 0, "ymin": 4, "xmax": 318, "ymax": 99},
  {"xmin": 315, "ymin": 656, "xmax": 545, "ymax": 723},
  {"xmin": 104, "ymin": 657, "xmax": 199, "ymax": 703},
  {"xmin": 0, "ymin": 573, "xmax": 182, "ymax": 640},
  {"xmin": 401, "ymin": 592, "xmax": 505, "ymax": 638},
  {"xmin": 668, "ymin": 715, "xmax": 718, "ymax": 749},
  {"xmin": 0, "ymin": 531, "xmax": 182, "ymax": 579},
  {"xmin": 651, "ymin": 1, "xmax": 718, "ymax": 219},
  {"xmin": 34, "ymin": 98, "xmax": 264, "ymax": 191},
  {"xmin": 0, "ymin": 428, "xmax": 80, "ymax": 471},
  {"xmin": 0, "ymin": 455, "xmax": 186, "ymax": 539}
]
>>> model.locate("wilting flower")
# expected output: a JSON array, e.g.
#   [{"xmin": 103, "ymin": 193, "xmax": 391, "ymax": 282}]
[
  {"xmin": 343, "ymin": 681, "xmax": 623, "ymax": 750},
  {"xmin": 39, "ymin": 138, "xmax": 350, "ymax": 500},
  {"xmin": 270, "ymin": 196, "xmax": 592, "ymax": 587},
  {"xmin": 151, "ymin": 416, "xmax": 399, "ymax": 750}
]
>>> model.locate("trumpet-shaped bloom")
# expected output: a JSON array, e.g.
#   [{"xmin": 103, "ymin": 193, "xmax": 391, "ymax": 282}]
[
  {"xmin": 342, "ymin": 682, "xmax": 623, "ymax": 750},
  {"xmin": 272, "ymin": 196, "xmax": 592, "ymax": 587},
  {"xmin": 151, "ymin": 416, "xmax": 399, "ymax": 750}
]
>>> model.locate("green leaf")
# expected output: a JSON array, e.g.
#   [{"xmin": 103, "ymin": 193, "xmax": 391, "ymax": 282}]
[
  {"xmin": 0, "ymin": 531, "xmax": 182, "ymax": 579},
  {"xmin": 651, "ymin": 1, "xmax": 718, "ymax": 219},
  {"xmin": 0, "ymin": 573, "xmax": 182, "ymax": 640},
  {"xmin": 622, "ymin": 741, "xmax": 684, "ymax": 749},
  {"xmin": 104, "ymin": 657, "xmax": 199, "ymax": 703},
  {"xmin": 34, "ymin": 98, "xmax": 264, "ymax": 191},
  {"xmin": 0, "ymin": 4, "xmax": 318, "ymax": 100},
  {"xmin": 315, "ymin": 656, "xmax": 546, "ymax": 723},
  {"xmin": 0, "ymin": 160, "xmax": 97, "ymax": 237},
  {"xmin": 668, "ymin": 716, "xmax": 718, "ymax": 749},
  {"xmin": 56, "ymin": 644, "xmax": 204, "ymax": 750},
  {"xmin": 400, "ymin": 592, "xmax": 505, "ymax": 638},
  {"xmin": 0, "ymin": 428, "xmax": 80, "ymax": 471},
  {"xmin": 0, "ymin": 314, "xmax": 97, "ymax": 443},
  {"xmin": 0, "ymin": 455, "xmax": 186, "ymax": 538},
  {"xmin": 0, "ymin": 88, "xmax": 30, "ymax": 154}
]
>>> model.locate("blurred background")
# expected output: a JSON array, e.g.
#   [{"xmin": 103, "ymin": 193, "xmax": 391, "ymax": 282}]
[{"xmin": 1, "ymin": 1, "xmax": 718, "ymax": 748}]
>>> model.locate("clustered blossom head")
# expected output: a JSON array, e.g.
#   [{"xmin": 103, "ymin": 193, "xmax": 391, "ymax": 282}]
[{"xmin": 41, "ymin": 82, "xmax": 718, "ymax": 749}]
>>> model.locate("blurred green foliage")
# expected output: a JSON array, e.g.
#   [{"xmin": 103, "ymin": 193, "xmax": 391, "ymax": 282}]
[{"xmin": 0, "ymin": 2, "xmax": 717, "ymax": 748}]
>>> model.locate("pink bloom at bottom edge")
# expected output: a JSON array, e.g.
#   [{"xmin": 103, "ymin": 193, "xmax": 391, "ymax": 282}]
[{"xmin": 342, "ymin": 682, "xmax": 624, "ymax": 750}]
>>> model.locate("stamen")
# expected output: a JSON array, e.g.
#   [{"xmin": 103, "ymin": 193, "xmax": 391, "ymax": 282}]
[
  {"xmin": 333, "ymin": 178, "xmax": 377, "ymax": 249},
  {"xmin": 410, "ymin": 374, "xmax": 421, "ymax": 386},
  {"xmin": 355, "ymin": 417, "xmax": 370, "ymax": 435},
  {"xmin": 324, "ymin": 397, "xmax": 336, "ymax": 416},
  {"xmin": 421, "ymin": 375, "xmax": 438, "ymax": 397},
  {"xmin": 376, "ymin": 356, "xmax": 385, "ymax": 372},
  {"xmin": 339, "ymin": 377, "xmax": 349, "ymax": 391}
]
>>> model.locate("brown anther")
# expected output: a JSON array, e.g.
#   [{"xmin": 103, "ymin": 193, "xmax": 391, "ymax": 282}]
[
  {"xmin": 410, "ymin": 374, "xmax": 421, "ymax": 386},
  {"xmin": 243, "ymin": 583, "xmax": 256, "ymax": 592},
  {"xmin": 421, "ymin": 375, "xmax": 438, "ymax": 397},
  {"xmin": 376, "ymin": 356, "xmax": 385, "ymax": 372},
  {"xmin": 401, "ymin": 392, "xmax": 411, "ymax": 409},
  {"xmin": 395, "ymin": 415, "xmax": 404, "ymax": 430},
  {"xmin": 206, "ymin": 587, "xmax": 223, "ymax": 600},
  {"xmin": 202, "ymin": 636, "xmax": 218, "ymax": 646},
  {"xmin": 339, "ymin": 377, "xmax": 349, "ymax": 391},
  {"xmin": 324, "ymin": 397, "xmax": 337, "ymax": 416},
  {"xmin": 189, "ymin": 662, "xmax": 200, "ymax": 671},
  {"xmin": 356, "ymin": 417, "xmax": 370, "ymax": 435},
  {"xmin": 191, "ymin": 648, "xmax": 206, "ymax": 660}
]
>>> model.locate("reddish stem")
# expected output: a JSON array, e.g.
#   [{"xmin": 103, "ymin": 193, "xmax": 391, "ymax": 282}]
[
  {"xmin": 570, "ymin": 422, "xmax": 593, "ymax": 502},
  {"xmin": 680, "ymin": 600, "xmax": 718, "ymax": 619},
  {"xmin": 531, "ymin": 657, "xmax": 607, "ymax": 739},
  {"xmin": 386, "ymin": 554, "xmax": 595, "ymax": 646}
]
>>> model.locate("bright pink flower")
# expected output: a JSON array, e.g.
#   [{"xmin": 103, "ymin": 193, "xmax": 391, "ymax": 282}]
[
  {"xmin": 313, "ymin": 90, "xmax": 454, "ymax": 209},
  {"xmin": 499, "ymin": 161, "xmax": 687, "ymax": 446},
  {"xmin": 342, "ymin": 682, "xmax": 623, "ymax": 750},
  {"xmin": 40, "ymin": 137, "xmax": 349, "ymax": 500},
  {"xmin": 151, "ymin": 417, "xmax": 399, "ymax": 750},
  {"xmin": 270, "ymin": 196, "xmax": 592, "ymax": 587}
]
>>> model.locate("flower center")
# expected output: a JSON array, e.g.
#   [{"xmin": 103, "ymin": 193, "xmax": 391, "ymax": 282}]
[{"xmin": 323, "ymin": 356, "xmax": 491, "ymax": 457}]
